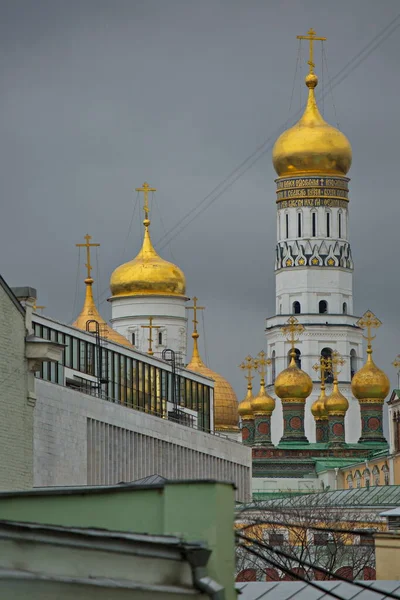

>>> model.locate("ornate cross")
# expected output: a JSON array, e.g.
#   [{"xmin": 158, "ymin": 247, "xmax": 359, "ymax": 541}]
[
  {"xmin": 186, "ymin": 296, "xmax": 205, "ymax": 334},
  {"xmin": 281, "ymin": 316, "xmax": 305, "ymax": 351},
  {"xmin": 357, "ymin": 310, "xmax": 382, "ymax": 350},
  {"xmin": 254, "ymin": 350, "xmax": 271, "ymax": 386},
  {"xmin": 393, "ymin": 355, "xmax": 400, "ymax": 387},
  {"xmin": 33, "ymin": 302, "xmax": 46, "ymax": 314},
  {"xmin": 76, "ymin": 234, "xmax": 100, "ymax": 280},
  {"xmin": 297, "ymin": 28, "xmax": 326, "ymax": 74},
  {"xmin": 239, "ymin": 355, "xmax": 255, "ymax": 390},
  {"xmin": 312, "ymin": 356, "xmax": 331, "ymax": 389},
  {"xmin": 141, "ymin": 317, "xmax": 161, "ymax": 356},
  {"xmin": 331, "ymin": 351, "xmax": 345, "ymax": 383},
  {"xmin": 135, "ymin": 181, "xmax": 157, "ymax": 221}
]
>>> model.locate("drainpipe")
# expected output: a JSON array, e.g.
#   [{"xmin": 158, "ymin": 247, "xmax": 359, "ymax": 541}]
[{"xmin": 184, "ymin": 546, "xmax": 225, "ymax": 600}]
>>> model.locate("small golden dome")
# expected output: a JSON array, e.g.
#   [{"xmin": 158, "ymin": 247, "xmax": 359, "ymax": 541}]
[
  {"xmin": 274, "ymin": 353, "xmax": 313, "ymax": 401},
  {"xmin": 351, "ymin": 349, "xmax": 390, "ymax": 401},
  {"xmin": 238, "ymin": 390, "xmax": 254, "ymax": 419},
  {"xmin": 325, "ymin": 382, "xmax": 349, "ymax": 416},
  {"xmin": 311, "ymin": 388, "xmax": 328, "ymax": 420},
  {"xmin": 272, "ymin": 74, "xmax": 352, "ymax": 178},
  {"xmin": 186, "ymin": 333, "xmax": 239, "ymax": 432},
  {"xmin": 73, "ymin": 278, "xmax": 132, "ymax": 348},
  {"xmin": 110, "ymin": 219, "xmax": 186, "ymax": 298},
  {"xmin": 251, "ymin": 383, "xmax": 275, "ymax": 416}
]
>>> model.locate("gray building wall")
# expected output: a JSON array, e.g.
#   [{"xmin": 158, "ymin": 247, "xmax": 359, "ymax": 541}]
[
  {"xmin": 34, "ymin": 379, "xmax": 251, "ymax": 501},
  {"xmin": 0, "ymin": 284, "xmax": 32, "ymax": 489}
]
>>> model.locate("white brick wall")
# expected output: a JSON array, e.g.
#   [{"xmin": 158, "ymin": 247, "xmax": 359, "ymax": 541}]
[
  {"xmin": 0, "ymin": 286, "xmax": 32, "ymax": 489},
  {"xmin": 34, "ymin": 379, "xmax": 251, "ymax": 501}
]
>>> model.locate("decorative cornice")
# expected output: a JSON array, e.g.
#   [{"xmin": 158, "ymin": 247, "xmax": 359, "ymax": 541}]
[{"xmin": 275, "ymin": 240, "xmax": 353, "ymax": 271}]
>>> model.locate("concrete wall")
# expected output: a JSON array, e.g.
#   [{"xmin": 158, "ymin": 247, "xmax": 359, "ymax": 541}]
[
  {"xmin": 0, "ymin": 285, "xmax": 32, "ymax": 489},
  {"xmin": 375, "ymin": 532, "xmax": 400, "ymax": 580},
  {"xmin": 34, "ymin": 379, "xmax": 251, "ymax": 501}
]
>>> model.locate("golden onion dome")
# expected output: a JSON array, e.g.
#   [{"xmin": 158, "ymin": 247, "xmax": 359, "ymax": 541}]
[
  {"xmin": 272, "ymin": 73, "xmax": 352, "ymax": 178},
  {"xmin": 73, "ymin": 278, "xmax": 132, "ymax": 348},
  {"xmin": 186, "ymin": 332, "xmax": 239, "ymax": 432},
  {"xmin": 251, "ymin": 382, "xmax": 275, "ymax": 416},
  {"xmin": 110, "ymin": 217, "xmax": 186, "ymax": 298},
  {"xmin": 238, "ymin": 390, "xmax": 254, "ymax": 419},
  {"xmin": 325, "ymin": 382, "xmax": 349, "ymax": 416},
  {"xmin": 311, "ymin": 388, "xmax": 328, "ymax": 420},
  {"xmin": 274, "ymin": 353, "xmax": 313, "ymax": 401},
  {"xmin": 351, "ymin": 348, "xmax": 390, "ymax": 401}
]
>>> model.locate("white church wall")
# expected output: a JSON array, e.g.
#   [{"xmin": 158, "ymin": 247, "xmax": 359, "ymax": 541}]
[{"xmin": 34, "ymin": 379, "xmax": 251, "ymax": 501}]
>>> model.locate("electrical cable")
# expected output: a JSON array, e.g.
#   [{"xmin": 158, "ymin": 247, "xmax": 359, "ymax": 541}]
[
  {"xmin": 71, "ymin": 247, "xmax": 81, "ymax": 323},
  {"xmin": 237, "ymin": 531, "xmax": 400, "ymax": 600}
]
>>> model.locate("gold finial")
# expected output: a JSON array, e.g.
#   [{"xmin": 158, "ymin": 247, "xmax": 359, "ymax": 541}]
[
  {"xmin": 313, "ymin": 356, "xmax": 331, "ymax": 391},
  {"xmin": 239, "ymin": 355, "xmax": 256, "ymax": 391},
  {"xmin": 331, "ymin": 351, "xmax": 345, "ymax": 383},
  {"xmin": 135, "ymin": 182, "xmax": 157, "ymax": 224},
  {"xmin": 297, "ymin": 28, "xmax": 326, "ymax": 75},
  {"xmin": 281, "ymin": 316, "xmax": 305, "ymax": 360},
  {"xmin": 141, "ymin": 316, "xmax": 160, "ymax": 356},
  {"xmin": 33, "ymin": 302, "xmax": 46, "ymax": 314},
  {"xmin": 392, "ymin": 355, "xmax": 400, "ymax": 370},
  {"xmin": 76, "ymin": 234, "xmax": 100, "ymax": 281},
  {"xmin": 254, "ymin": 350, "xmax": 271, "ymax": 387},
  {"xmin": 187, "ymin": 297, "xmax": 205, "ymax": 336},
  {"xmin": 357, "ymin": 310, "xmax": 382, "ymax": 353}
]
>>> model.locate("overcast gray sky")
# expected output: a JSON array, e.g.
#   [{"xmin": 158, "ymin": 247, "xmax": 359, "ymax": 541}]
[{"xmin": 1, "ymin": 0, "xmax": 399, "ymax": 401}]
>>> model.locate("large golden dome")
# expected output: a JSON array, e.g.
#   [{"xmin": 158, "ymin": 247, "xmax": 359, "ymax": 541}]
[
  {"xmin": 186, "ymin": 332, "xmax": 239, "ymax": 432},
  {"xmin": 325, "ymin": 382, "xmax": 349, "ymax": 416},
  {"xmin": 272, "ymin": 73, "xmax": 352, "ymax": 178},
  {"xmin": 274, "ymin": 353, "xmax": 313, "ymax": 401},
  {"xmin": 110, "ymin": 217, "xmax": 186, "ymax": 298},
  {"xmin": 351, "ymin": 349, "xmax": 390, "ymax": 401},
  {"xmin": 73, "ymin": 278, "xmax": 132, "ymax": 348}
]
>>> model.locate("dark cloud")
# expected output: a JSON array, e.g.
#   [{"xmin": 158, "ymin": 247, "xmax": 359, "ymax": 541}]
[{"xmin": 0, "ymin": 0, "xmax": 399, "ymax": 400}]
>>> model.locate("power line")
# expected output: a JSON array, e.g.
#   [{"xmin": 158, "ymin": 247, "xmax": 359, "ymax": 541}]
[{"xmin": 154, "ymin": 13, "xmax": 400, "ymax": 252}]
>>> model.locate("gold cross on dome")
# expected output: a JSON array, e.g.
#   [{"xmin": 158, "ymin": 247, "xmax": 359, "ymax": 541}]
[
  {"xmin": 313, "ymin": 356, "xmax": 331, "ymax": 388},
  {"xmin": 136, "ymin": 182, "xmax": 157, "ymax": 221},
  {"xmin": 357, "ymin": 310, "xmax": 382, "ymax": 350},
  {"xmin": 186, "ymin": 297, "xmax": 205, "ymax": 335},
  {"xmin": 392, "ymin": 355, "xmax": 400, "ymax": 370},
  {"xmin": 331, "ymin": 351, "xmax": 345, "ymax": 383},
  {"xmin": 297, "ymin": 28, "xmax": 326, "ymax": 74},
  {"xmin": 239, "ymin": 355, "xmax": 255, "ymax": 390},
  {"xmin": 76, "ymin": 234, "xmax": 100, "ymax": 280},
  {"xmin": 141, "ymin": 317, "xmax": 161, "ymax": 356},
  {"xmin": 281, "ymin": 316, "xmax": 305, "ymax": 351},
  {"xmin": 254, "ymin": 350, "xmax": 271, "ymax": 386},
  {"xmin": 33, "ymin": 302, "xmax": 46, "ymax": 313}
]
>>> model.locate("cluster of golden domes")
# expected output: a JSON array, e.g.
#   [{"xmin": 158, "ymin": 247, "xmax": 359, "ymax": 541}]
[{"xmin": 272, "ymin": 71, "xmax": 352, "ymax": 178}]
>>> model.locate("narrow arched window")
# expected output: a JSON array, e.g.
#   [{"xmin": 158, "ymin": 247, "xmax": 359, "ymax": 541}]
[
  {"xmin": 158, "ymin": 331, "xmax": 163, "ymax": 345},
  {"xmin": 312, "ymin": 212, "xmax": 317, "ymax": 237},
  {"xmin": 319, "ymin": 300, "xmax": 328, "ymax": 314},
  {"xmin": 350, "ymin": 349, "xmax": 357, "ymax": 379},
  {"xmin": 293, "ymin": 301, "xmax": 301, "ymax": 314},
  {"xmin": 326, "ymin": 212, "xmax": 331, "ymax": 237},
  {"xmin": 342, "ymin": 302, "xmax": 347, "ymax": 314},
  {"xmin": 132, "ymin": 332, "xmax": 136, "ymax": 346},
  {"xmin": 297, "ymin": 212, "xmax": 302, "ymax": 237},
  {"xmin": 285, "ymin": 213, "xmax": 289, "ymax": 239},
  {"xmin": 321, "ymin": 348, "xmax": 333, "ymax": 383},
  {"xmin": 271, "ymin": 350, "xmax": 276, "ymax": 383},
  {"xmin": 338, "ymin": 212, "xmax": 342, "ymax": 238}
]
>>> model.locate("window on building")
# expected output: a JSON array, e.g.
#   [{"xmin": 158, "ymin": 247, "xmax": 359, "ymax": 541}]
[
  {"xmin": 346, "ymin": 474, "xmax": 354, "ymax": 489},
  {"xmin": 312, "ymin": 212, "xmax": 317, "ymax": 237},
  {"xmin": 132, "ymin": 332, "xmax": 136, "ymax": 346},
  {"xmin": 314, "ymin": 533, "xmax": 329, "ymax": 546},
  {"xmin": 269, "ymin": 533, "xmax": 285, "ymax": 547},
  {"xmin": 350, "ymin": 349, "xmax": 357, "ymax": 379},
  {"xmin": 326, "ymin": 212, "xmax": 331, "ymax": 237},
  {"xmin": 343, "ymin": 302, "xmax": 347, "ymax": 314},
  {"xmin": 288, "ymin": 348, "xmax": 301, "ymax": 369},
  {"xmin": 292, "ymin": 301, "xmax": 301, "ymax": 314},
  {"xmin": 297, "ymin": 212, "xmax": 302, "ymax": 237},
  {"xmin": 319, "ymin": 300, "xmax": 328, "ymax": 314},
  {"xmin": 271, "ymin": 350, "xmax": 276, "ymax": 383},
  {"xmin": 363, "ymin": 469, "xmax": 371, "ymax": 488},
  {"xmin": 285, "ymin": 213, "xmax": 289, "ymax": 239},
  {"xmin": 360, "ymin": 534, "xmax": 374, "ymax": 547},
  {"xmin": 158, "ymin": 331, "xmax": 163, "ymax": 345},
  {"xmin": 372, "ymin": 465, "xmax": 380, "ymax": 486},
  {"xmin": 355, "ymin": 470, "xmax": 362, "ymax": 489},
  {"xmin": 321, "ymin": 348, "xmax": 333, "ymax": 383},
  {"xmin": 382, "ymin": 464, "xmax": 390, "ymax": 486},
  {"xmin": 338, "ymin": 212, "xmax": 342, "ymax": 238}
]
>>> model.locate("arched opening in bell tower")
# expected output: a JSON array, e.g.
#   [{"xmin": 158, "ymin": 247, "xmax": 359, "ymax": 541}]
[
  {"xmin": 292, "ymin": 301, "xmax": 301, "ymax": 314},
  {"xmin": 311, "ymin": 212, "xmax": 317, "ymax": 237},
  {"xmin": 271, "ymin": 350, "xmax": 276, "ymax": 383},
  {"xmin": 342, "ymin": 302, "xmax": 347, "ymax": 314},
  {"xmin": 319, "ymin": 300, "xmax": 328, "ymax": 314},
  {"xmin": 321, "ymin": 347, "xmax": 333, "ymax": 383},
  {"xmin": 297, "ymin": 212, "xmax": 302, "ymax": 237},
  {"xmin": 350, "ymin": 349, "xmax": 357, "ymax": 379}
]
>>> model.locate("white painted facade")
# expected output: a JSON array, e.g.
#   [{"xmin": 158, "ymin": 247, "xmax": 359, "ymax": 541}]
[
  {"xmin": 266, "ymin": 187, "xmax": 364, "ymax": 444},
  {"xmin": 109, "ymin": 295, "xmax": 187, "ymax": 362}
]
